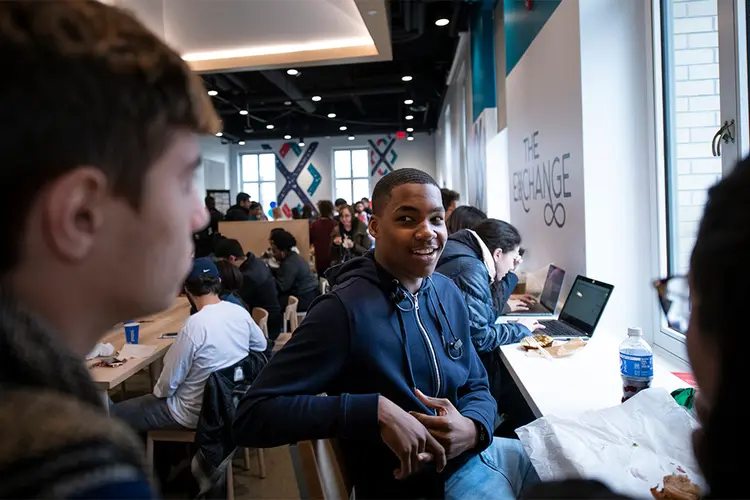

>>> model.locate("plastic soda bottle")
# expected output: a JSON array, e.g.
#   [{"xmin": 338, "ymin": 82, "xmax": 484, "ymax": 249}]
[{"xmin": 620, "ymin": 327, "xmax": 653, "ymax": 402}]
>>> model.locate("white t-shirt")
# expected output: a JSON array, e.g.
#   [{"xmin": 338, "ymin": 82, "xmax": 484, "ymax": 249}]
[{"xmin": 153, "ymin": 300, "xmax": 267, "ymax": 428}]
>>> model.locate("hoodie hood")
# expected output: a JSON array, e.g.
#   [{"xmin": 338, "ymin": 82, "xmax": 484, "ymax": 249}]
[
  {"xmin": 439, "ymin": 229, "xmax": 496, "ymax": 282},
  {"xmin": 324, "ymin": 252, "xmax": 434, "ymax": 297},
  {"xmin": 324, "ymin": 252, "xmax": 378, "ymax": 287}
]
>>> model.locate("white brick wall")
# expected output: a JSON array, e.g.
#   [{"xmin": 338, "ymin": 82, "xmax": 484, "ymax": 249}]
[{"xmin": 669, "ymin": 0, "xmax": 722, "ymax": 272}]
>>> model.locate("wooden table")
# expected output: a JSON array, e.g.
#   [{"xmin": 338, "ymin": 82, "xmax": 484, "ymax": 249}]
[{"xmin": 89, "ymin": 297, "xmax": 190, "ymax": 391}]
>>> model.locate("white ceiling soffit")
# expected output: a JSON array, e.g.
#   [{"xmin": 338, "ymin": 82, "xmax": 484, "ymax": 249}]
[{"xmin": 111, "ymin": 0, "xmax": 392, "ymax": 73}]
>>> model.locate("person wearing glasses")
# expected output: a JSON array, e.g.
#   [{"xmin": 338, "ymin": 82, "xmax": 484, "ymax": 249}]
[
  {"xmin": 528, "ymin": 156, "xmax": 750, "ymax": 498},
  {"xmin": 437, "ymin": 219, "xmax": 545, "ymax": 352},
  {"xmin": 436, "ymin": 220, "xmax": 546, "ymax": 432}
]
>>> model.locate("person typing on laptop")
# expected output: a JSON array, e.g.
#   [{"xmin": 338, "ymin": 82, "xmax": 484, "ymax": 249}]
[
  {"xmin": 436, "ymin": 221, "xmax": 546, "ymax": 431},
  {"xmin": 436, "ymin": 220, "xmax": 546, "ymax": 354},
  {"xmin": 503, "ymin": 264, "xmax": 566, "ymax": 317}
]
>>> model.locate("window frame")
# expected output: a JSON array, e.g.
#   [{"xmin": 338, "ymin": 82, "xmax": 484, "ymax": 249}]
[
  {"xmin": 651, "ymin": 0, "xmax": 689, "ymax": 360},
  {"xmin": 331, "ymin": 147, "xmax": 371, "ymax": 205},
  {"xmin": 650, "ymin": 0, "xmax": 749, "ymax": 360},
  {"xmin": 238, "ymin": 151, "xmax": 277, "ymax": 212}
]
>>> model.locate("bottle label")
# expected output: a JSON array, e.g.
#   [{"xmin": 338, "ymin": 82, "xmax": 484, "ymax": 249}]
[{"xmin": 620, "ymin": 353, "xmax": 653, "ymax": 379}]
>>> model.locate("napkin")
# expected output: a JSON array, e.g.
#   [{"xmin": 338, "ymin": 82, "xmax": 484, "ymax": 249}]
[
  {"xmin": 85, "ymin": 342, "xmax": 115, "ymax": 360},
  {"xmin": 516, "ymin": 388, "xmax": 704, "ymax": 498},
  {"xmin": 119, "ymin": 344, "xmax": 158, "ymax": 359}
]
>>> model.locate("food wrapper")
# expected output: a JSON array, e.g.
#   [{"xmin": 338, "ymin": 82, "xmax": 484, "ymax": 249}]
[
  {"xmin": 516, "ymin": 388, "xmax": 705, "ymax": 498},
  {"xmin": 523, "ymin": 338, "xmax": 587, "ymax": 359}
]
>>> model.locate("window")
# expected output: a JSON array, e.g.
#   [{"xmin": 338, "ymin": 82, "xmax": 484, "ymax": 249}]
[
  {"xmin": 333, "ymin": 149, "xmax": 370, "ymax": 204},
  {"xmin": 240, "ymin": 153, "xmax": 276, "ymax": 211},
  {"xmin": 661, "ymin": 0, "xmax": 723, "ymax": 276},
  {"xmin": 655, "ymin": 0, "xmax": 748, "ymax": 358}
]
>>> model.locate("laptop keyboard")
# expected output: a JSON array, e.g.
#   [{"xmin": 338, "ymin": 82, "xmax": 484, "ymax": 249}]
[{"xmin": 539, "ymin": 320, "xmax": 584, "ymax": 337}]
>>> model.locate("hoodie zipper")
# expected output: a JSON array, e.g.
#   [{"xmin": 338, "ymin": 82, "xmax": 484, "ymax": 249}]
[{"xmin": 413, "ymin": 292, "xmax": 441, "ymax": 396}]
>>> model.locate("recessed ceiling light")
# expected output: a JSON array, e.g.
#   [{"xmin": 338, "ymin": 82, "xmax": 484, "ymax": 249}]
[
  {"xmin": 311, "ymin": 95, "xmax": 322, "ymax": 102},
  {"xmin": 239, "ymin": 109, "xmax": 248, "ymax": 115},
  {"xmin": 340, "ymin": 125, "xmax": 347, "ymax": 131},
  {"xmin": 287, "ymin": 69, "xmax": 299, "ymax": 76},
  {"xmin": 215, "ymin": 132, "xmax": 223, "ymax": 137},
  {"xmin": 406, "ymin": 127, "xmax": 414, "ymax": 132},
  {"xmin": 405, "ymin": 115, "xmax": 414, "ymax": 120},
  {"xmin": 402, "ymin": 75, "xmax": 413, "ymax": 82},
  {"xmin": 284, "ymin": 101, "xmax": 292, "ymax": 106},
  {"xmin": 207, "ymin": 90, "xmax": 218, "ymax": 96},
  {"xmin": 367, "ymin": 10, "xmax": 377, "ymax": 15},
  {"xmin": 435, "ymin": 18, "xmax": 450, "ymax": 27},
  {"xmin": 266, "ymin": 124, "xmax": 274, "ymax": 130},
  {"xmin": 238, "ymin": 141, "xmax": 245, "ymax": 145},
  {"xmin": 327, "ymin": 113, "xmax": 337, "ymax": 118},
  {"xmin": 407, "ymin": 136, "xmax": 415, "ymax": 141},
  {"xmin": 404, "ymin": 99, "xmax": 414, "ymax": 105},
  {"xmin": 284, "ymin": 134, "xmax": 292, "ymax": 140},
  {"xmin": 348, "ymin": 135, "xmax": 355, "ymax": 141}
]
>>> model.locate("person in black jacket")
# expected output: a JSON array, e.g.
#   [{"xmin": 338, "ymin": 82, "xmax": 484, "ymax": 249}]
[
  {"xmin": 193, "ymin": 196, "xmax": 224, "ymax": 257},
  {"xmin": 441, "ymin": 188, "xmax": 460, "ymax": 220},
  {"xmin": 233, "ymin": 169, "xmax": 537, "ymax": 499},
  {"xmin": 214, "ymin": 239, "xmax": 282, "ymax": 341},
  {"xmin": 269, "ymin": 229, "xmax": 319, "ymax": 311},
  {"xmin": 225, "ymin": 192, "xmax": 251, "ymax": 221}
]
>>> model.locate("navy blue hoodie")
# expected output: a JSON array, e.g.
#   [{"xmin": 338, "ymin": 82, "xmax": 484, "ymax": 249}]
[{"xmin": 233, "ymin": 253, "xmax": 495, "ymax": 498}]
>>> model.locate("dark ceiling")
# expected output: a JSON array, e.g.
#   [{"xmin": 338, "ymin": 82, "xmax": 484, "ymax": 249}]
[{"xmin": 202, "ymin": 0, "xmax": 472, "ymax": 144}]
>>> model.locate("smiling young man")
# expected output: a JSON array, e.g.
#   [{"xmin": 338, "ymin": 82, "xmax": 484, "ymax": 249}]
[
  {"xmin": 233, "ymin": 169, "xmax": 537, "ymax": 499},
  {"xmin": 0, "ymin": 1, "xmax": 218, "ymax": 497}
]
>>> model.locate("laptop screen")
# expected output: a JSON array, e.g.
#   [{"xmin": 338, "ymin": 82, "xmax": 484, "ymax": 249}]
[
  {"xmin": 558, "ymin": 277, "xmax": 614, "ymax": 335},
  {"xmin": 539, "ymin": 265, "xmax": 566, "ymax": 312}
]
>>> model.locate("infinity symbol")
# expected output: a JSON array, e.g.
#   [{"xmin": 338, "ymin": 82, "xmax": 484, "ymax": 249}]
[{"xmin": 544, "ymin": 201, "xmax": 566, "ymax": 228}]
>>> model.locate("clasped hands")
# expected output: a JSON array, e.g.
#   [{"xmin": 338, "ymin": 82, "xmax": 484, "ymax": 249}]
[{"xmin": 378, "ymin": 389, "xmax": 478, "ymax": 480}]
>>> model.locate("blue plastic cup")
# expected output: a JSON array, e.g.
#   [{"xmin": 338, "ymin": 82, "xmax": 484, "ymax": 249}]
[{"xmin": 124, "ymin": 322, "xmax": 140, "ymax": 344}]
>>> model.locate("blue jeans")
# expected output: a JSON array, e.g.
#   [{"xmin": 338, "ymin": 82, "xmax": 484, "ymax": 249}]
[
  {"xmin": 111, "ymin": 394, "xmax": 186, "ymax": 433},
  {"xmin": 445, "ymin": 438, "xmax": 539, "ymax": 500}
]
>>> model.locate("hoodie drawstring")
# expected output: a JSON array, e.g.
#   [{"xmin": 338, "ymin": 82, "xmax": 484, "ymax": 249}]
[
  {"xmin": 426, "ymin": 278, "xmax": 464, "ymax": 361},
  {"xmin": 394, "ymin": 306, "xmax": 419, "ymax": 392}
]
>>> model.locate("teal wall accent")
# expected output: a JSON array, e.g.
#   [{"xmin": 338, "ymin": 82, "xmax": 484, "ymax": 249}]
[
  {"xmin": 504, "ymin": 0, "xmax": 562, "ymax": 76},
  {"xmin": 470, "ymin": 3, "xmax": 497, "ymax": 122}
]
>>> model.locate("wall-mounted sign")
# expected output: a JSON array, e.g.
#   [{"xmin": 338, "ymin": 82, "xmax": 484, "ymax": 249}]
[
  {"xmin": 512, "ymin": 131, "xmax": 571, "ymax": 228},
  {"xmin": 505, "ymin": 0, "xmax": 585, "ymax": 278}
]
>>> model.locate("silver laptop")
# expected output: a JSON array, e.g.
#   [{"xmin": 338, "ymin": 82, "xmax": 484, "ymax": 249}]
[{"xmin": 506, "ymin": 265, "xmax": 566, "ymax": 317}]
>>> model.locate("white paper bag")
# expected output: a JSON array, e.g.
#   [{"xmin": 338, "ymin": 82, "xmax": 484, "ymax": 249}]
[{"xmin": 516, "ymin": 388, "xmax": 704, "ymax": 498}]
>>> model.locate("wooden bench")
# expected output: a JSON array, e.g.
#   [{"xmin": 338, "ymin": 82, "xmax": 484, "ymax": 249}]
[{"xmin": 297, "ymin": 439, "xmax": 350, "ymax": 500}]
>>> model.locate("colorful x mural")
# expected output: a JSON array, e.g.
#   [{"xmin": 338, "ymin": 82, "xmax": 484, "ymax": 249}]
[
  {"xmin": 262, "ymin": 141, "xmax": 322, "ymax": 215},
  {"xmin": 369, "ymin": 136, "xmax": 399, "ymax": 178}
]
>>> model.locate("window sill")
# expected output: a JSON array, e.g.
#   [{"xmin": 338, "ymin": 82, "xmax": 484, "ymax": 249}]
[{"xmin": 653, "ymin": 342, "xmax": 690, "ymax": 374}]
